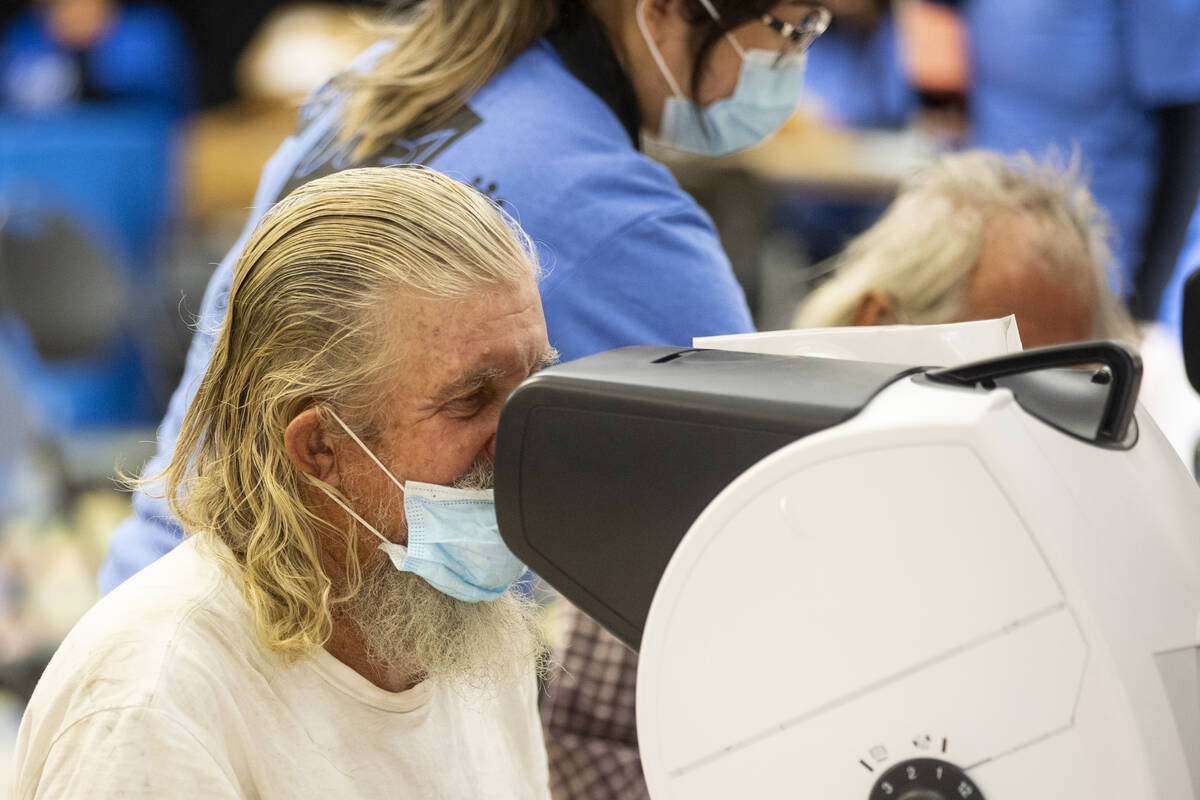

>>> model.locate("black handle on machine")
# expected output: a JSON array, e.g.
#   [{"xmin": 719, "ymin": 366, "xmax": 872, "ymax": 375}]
[
  {"xmin": 1182, "ymin": 268, "xmax": 1200, "ymax": 395},
  {"xmin": 925, "ymin": 340, "xmax": 1143, "ymax": 446}
]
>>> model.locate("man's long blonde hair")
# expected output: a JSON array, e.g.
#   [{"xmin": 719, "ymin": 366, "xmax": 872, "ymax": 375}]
[
  {"xmin": 795, "ymin": 150, "xmax": 1138, "ymax": 342},
  {"xmin": 159, "ymin": 166, "xmax": 537, "ymax": 656}
]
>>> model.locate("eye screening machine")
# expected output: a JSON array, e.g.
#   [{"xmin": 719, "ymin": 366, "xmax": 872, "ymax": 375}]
[{"xmin": 494, "ymin": 337, "xmax": 1200, "ymax": 799}]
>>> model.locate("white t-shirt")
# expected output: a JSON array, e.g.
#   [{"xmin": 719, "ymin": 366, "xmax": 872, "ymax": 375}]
[{"xmin": 11, "ymin": 535, "xmax": 551, "ymax": 799}]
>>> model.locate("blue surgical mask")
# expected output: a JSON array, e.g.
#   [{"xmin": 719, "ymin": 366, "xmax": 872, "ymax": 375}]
[
  {"xmin": 636, "ymin": 0, "xmax": 807, "ymax": 157},
  {"xmin": 311, "ymin": 410, "xmax": 527, "ymax": 603}
]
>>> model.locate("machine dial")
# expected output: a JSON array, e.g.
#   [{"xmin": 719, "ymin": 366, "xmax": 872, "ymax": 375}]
[{"xmin": 868, "ymin": 758, "xmax": 983, "ymax": 800}]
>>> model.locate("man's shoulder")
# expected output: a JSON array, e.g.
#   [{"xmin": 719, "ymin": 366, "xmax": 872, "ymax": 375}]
[
  {"xmin": 29, "ymin": 538, "xmax": 259, "ymax": 725},
  {"xmin": 12, "ymin": 545, "xmax": 254, "ymax": 798}
]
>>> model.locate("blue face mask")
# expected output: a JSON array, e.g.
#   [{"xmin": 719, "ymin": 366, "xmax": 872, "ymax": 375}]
[
  {"xmin": 312, "ymin": 410, "xmax": 527, "ymax": 603},
  {"xmin": 637, "ymin": 0, "xmax": 807, "ymax": 157}
]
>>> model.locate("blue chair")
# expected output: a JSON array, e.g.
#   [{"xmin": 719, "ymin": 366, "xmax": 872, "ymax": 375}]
[
  {"xmin": 0, "ymin": 106, "xmax": 181, "ymax": 430},
  {"xmin": 0, "ymin": 192, "xmax": 158, "ymax": 429}
]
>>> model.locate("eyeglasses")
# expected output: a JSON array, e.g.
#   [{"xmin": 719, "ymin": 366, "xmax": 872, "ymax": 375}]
[{"xmin": 760, "ymin": 5, "xmax": 832, "ymax": 67}]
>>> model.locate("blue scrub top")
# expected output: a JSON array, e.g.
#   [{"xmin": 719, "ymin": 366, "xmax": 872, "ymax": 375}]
[
  {"xmin": 964, "ymin": 0, "xmax": 1200, "ymax": 293},
  {"xmin": 98, "ymin": 33, "xmax": 754, "ymax": 591}
]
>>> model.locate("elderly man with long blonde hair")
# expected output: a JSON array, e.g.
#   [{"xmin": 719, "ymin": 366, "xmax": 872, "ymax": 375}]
[{"xmin": 12, "ymin": 167, "xmax": 557, "ymax": 799}]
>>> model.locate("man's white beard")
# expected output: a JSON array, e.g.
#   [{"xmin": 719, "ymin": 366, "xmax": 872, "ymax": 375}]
[
  {"xmin": 346, "ymin": 557, "xmax": 543, "ymax": 690},
  {"xmin": 342, "ymin": 459, "xmax": 543, "ymax": 689}
]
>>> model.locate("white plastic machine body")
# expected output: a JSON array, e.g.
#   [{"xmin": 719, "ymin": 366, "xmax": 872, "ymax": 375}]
[{"xmin": 636, "ymin": 374, "xmax": 1200, "ymax": 799}]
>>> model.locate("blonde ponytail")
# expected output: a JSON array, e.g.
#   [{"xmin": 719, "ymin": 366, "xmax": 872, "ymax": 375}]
[{"xmin": 341, "ymin": 0, "xmax": 559, "ymax": 161}]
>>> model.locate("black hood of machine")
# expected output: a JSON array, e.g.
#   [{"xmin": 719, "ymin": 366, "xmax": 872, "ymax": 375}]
[
  {"xmin": 494, "ymin": 341, "xmax": 1141, "ymax": 650},
  {"xmin": 494, "ymin": 345, "xmax": 915, "ymax": 649}
]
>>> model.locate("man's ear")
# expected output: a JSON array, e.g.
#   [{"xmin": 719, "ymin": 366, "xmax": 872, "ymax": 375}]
[
  {"xmin": 285, "ymin": 408, "xmax": 338, "ymax": 486},
  {"xmin": 852, "ymin": 289, "xmax": 900, "ymax": 326}
]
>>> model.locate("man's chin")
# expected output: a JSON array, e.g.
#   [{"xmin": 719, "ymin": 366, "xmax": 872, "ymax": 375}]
[{"xmin": 347, "ymin": 561, "xmax": 543, "ymax": 690}]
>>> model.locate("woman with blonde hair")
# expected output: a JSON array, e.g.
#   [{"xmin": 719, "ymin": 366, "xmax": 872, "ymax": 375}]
[
  {"xmin": 106, "ymin": 0, "xmax": 834, "ymax": 582},
  {"xmin": 106, "ymin": 0, "xmax": 834, "ymax": 590}
]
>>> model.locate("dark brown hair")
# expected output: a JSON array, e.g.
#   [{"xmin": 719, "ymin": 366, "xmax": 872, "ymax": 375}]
[{"xmin": 679, "ymin": 0, "xmax": 783, "ymax": 96}]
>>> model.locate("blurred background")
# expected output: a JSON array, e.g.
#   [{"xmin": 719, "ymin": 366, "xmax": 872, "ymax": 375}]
[
  {"xmin": 0, "ymin": 0, "xmax": 1197, "ymax": 779},
  {"xmin": 0, "ymin": 0, "xmax": 374, "ymax": 769}
]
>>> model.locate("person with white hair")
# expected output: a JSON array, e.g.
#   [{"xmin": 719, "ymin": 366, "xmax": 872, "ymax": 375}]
[
  {"xmin": 794, "ymin": 150, "xmax": 1138, "ymax": 348},
  {"xmin": 11, "ymin": 166, "xmax": 557, "ymax": 798},
  {"xmin": 794, "ymin": 150, "xmax": 1200, "ymax": 468}
]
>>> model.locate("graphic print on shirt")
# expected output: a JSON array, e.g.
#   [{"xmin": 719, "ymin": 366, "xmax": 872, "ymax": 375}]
[{"xmin": 274, "ymin": 104, "xmax": 487, "ymax": 204}]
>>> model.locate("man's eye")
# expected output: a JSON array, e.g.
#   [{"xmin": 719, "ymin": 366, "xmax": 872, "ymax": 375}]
[{"xmin": 448, "ymin": 389, "xmax": 489, "ymax": 411}]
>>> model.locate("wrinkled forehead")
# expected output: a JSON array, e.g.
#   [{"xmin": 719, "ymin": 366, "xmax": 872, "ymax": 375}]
[{"xmin": 378, "ymin": 276, "xmax": 547, "ymax": 385}]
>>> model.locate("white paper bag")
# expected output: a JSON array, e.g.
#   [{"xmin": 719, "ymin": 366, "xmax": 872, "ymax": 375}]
[{"xmin": 695, "ymin": 317, "xmax": 1023, "ymax": 367}]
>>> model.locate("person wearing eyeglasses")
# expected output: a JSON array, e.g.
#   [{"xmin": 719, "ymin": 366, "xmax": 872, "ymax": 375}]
[{"xmin": 102, "ymin": 0, "xmax": 832, "ymax": 586}]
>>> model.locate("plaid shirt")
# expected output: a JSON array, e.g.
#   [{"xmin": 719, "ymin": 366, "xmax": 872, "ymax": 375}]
[{"xmin": 541, "ymin": 601, "xmax": 649, "ymax": 800}]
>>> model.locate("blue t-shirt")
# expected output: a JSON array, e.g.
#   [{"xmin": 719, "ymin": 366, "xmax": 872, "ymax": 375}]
[
  {"xmin": 98, "ymin": 37, "xmax": 754, "ymax": 591},
  {"xmin": 964, "ymin": 0, "xmax": 1200, "ymax": 292}
]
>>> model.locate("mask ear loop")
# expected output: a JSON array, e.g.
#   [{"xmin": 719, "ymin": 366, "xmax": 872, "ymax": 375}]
[
  {"xmin": 692, "ymin": 0, "xmax": 748, "ymax": 58},
  {"xmin": 637, "ymin": 0, "xmax": 750, "ymax": 109},
  {"xmin": 327, "ymin": 408, "xmax": 406, "ymax": 494},
  {"xmin": 636, "ymin": 0, "xmax": 686, "ymax": 98},
  {"xmin": 310, "ymin": 408, "xmax": 409, "ymax": 556},
  {"xmin": 303, "ymin": 472, "xmax": 399, "ymax": 553}
]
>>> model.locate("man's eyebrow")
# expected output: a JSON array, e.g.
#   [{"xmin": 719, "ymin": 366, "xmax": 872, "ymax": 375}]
[
  {"xmin": 430, "ymin": 348, "xmax": 559, "ymax": 405},
  {"xmin": 431, "ymin": 367, "xmax": 506, "ymax": 403}
]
